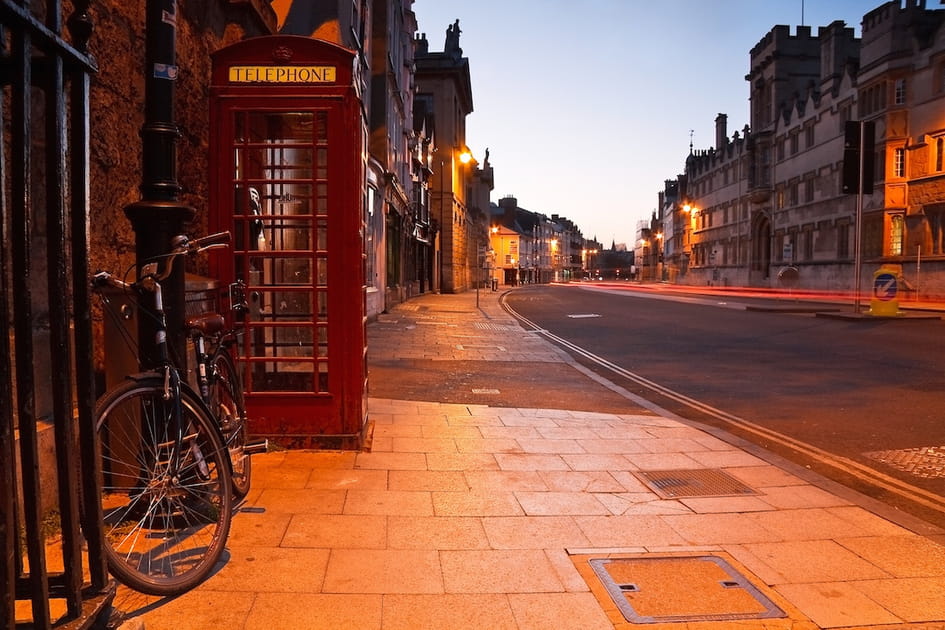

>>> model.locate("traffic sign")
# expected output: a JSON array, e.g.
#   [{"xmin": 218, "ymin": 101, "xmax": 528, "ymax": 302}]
[{"xmin": 873, "ymin": 273, "xmax": 897, "ymax": 301}]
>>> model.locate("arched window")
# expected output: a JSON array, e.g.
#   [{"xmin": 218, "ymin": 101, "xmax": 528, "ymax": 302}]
[{"xmin": 889, "ymin": 214, "xmax": 904, "ymax": 256}]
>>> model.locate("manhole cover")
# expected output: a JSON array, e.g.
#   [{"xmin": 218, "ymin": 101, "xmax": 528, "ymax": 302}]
[
  {"xmin": 634, "ymin": 469, "xmax": 757, "ymax": 499},
  {"xmin": 864, "ymin": 446, "xmax": 945, "ymax": 478},
  {"xmin": 588, "ymin": 555, "xmax": 785, "ymax": 624}
]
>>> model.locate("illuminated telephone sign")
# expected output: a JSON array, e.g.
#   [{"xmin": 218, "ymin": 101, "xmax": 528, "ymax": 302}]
[{"xmin": 227, "ymin": 65, "xmax": 337, "ymax": 83}]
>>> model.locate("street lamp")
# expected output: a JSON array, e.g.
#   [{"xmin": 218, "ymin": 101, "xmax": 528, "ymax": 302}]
[{"xmin": 656, "ymin": 232, "xmax": 664, "ymax": 281}]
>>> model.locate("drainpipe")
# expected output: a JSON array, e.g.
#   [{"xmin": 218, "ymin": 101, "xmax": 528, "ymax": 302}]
[{"xmin": 123, "ymin": 0, "xmax": 194, "ymax": 367}]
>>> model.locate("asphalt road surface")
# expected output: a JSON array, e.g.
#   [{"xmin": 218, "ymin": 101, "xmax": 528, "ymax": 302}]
[{"xmin": 504, "ymin": 283, "xmax": 945, "ymax": 528}]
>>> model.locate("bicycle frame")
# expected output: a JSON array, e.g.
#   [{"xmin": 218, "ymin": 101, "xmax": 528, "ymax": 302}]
[{"xmin": 93, "ymin": 233, "xmax": 235, "ymax": 462}]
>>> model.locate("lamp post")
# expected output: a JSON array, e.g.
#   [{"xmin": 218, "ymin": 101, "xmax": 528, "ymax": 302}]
[{"xmin": 656, "ymin": 232, "xmax": 664, "ymax": 282}]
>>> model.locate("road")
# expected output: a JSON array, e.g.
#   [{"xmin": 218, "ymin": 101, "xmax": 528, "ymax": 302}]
[{"xmin": 504, "ymin": 282, "xmax": 945, "ymax": 527}]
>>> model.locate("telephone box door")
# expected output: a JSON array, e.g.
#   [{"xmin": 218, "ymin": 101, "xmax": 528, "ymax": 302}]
[{"xmin": 209, "ymin": 36, "xmax": 367, "ymax": 448}]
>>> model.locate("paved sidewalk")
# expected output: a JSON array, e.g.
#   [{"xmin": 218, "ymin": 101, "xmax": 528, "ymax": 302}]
[{"xmin": 114, "ymin": 288, "xmax": 945, "ymax": 630}]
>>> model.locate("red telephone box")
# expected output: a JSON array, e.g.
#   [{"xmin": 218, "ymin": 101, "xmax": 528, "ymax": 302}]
[{"xmin": 209, "ymin": 36, "xmax": 367, "ymax": 449}]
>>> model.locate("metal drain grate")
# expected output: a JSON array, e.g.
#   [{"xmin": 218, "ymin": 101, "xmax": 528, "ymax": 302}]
[
  {"xmin": 634, "ymin": 469, "xmax": 757, "ymax": 499},
  {"xmin": 473, "ymin": 322, "xmax": 521, "ymax": 332},
  {"xmin": 864, "ymin": 446, "xmax": 945, "ymax": 479},
  {"xmin": 588, "ymin": 555, "xmax": 785, "ymax": 624},
  {"xmin": 455, "ymin": 344, "xmax": 507, "ymax": 351}
]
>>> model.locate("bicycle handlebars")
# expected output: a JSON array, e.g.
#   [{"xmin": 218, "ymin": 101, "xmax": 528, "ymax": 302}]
[{"xmin": 93, "ymin": 231, "xmax": 231, "ymax": 290}]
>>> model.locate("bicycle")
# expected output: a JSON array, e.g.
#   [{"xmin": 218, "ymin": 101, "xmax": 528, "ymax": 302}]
[
  {"xmin": 185, "ymin": 279, "xmax": 266, "ymax": 500},
  {"xmin": 92, "ymin": 232, "xmax": 237, "ymax": 595}
]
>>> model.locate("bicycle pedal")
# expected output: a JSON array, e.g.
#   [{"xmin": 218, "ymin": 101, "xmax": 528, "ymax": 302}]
[{"xmin": 243, "ymin": 439, "xmax": 269, "ymax": 455}]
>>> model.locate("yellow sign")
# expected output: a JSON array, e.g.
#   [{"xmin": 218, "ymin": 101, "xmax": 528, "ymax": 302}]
[{"xmin": 228, "ymin": 65, "xmax": 336, "ymax": 84}]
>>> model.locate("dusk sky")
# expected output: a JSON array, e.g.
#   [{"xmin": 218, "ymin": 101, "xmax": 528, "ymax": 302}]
[{"xmin": 413, "ymin": 0, "xmax": 887, "ymax": 247}]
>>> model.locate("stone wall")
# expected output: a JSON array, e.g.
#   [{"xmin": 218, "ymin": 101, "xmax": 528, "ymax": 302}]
[{"xmin": 86, "ymin": 1, "xmax": 275, "ymax": 374}]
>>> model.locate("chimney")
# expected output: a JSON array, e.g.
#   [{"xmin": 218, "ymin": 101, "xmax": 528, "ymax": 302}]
[{"xmin": 715, "ymin": 113, "xmax": 728, "ymax": 150}]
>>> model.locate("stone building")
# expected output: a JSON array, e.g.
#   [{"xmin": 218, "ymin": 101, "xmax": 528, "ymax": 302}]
[
  {"xmin": 673, "ymin": 0, "xmax": 945, "ymax": 296},
  {"xmin": 415, "ymin": 21, "xmax": 494, "ymax": 293},
  {"xmin": 489, "ymin": 196, "xmax": 584, "ymax": 286}
]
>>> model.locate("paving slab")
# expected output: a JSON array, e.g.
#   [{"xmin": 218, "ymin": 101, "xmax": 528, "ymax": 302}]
[{"xmin": 109, "ymin": 287, "xmax": 945, "ymax": 629}]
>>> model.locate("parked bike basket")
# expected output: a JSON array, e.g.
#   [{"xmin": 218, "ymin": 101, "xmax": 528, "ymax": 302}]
[{"xmin": 208, "ymin": 36, "xmax": 368, "ymax": 449}]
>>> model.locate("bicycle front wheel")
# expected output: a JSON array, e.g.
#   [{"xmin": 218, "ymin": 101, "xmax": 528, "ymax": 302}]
[
  {"xmin": 209, "ymin": 347, "xmax": 251, "ymax": 499},
  {"xmin": 96, "ymin": 377, "xmax": 233, "ymax": 596}
]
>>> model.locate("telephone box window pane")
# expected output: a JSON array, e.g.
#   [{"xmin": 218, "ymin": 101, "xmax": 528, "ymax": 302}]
[
  {"xmin": 271, "ymin": 185, "xmax": 313, "ymax": 215},
  {"xmin": 235, "ymin": 113, "xmax": 247, "ymax": 142},
  {"xmin": 316, "ymin": 183, "xmax": 328, "ymax": 215},
  {"xmin": 255, "ymin": 258, "xmax": 312, "ymax": 285},
  {"xmin": 317, "ymin": 221, "xmax": 328, "ymax": 250},
  {"xmin": 317, "ymin": 291, "xmax": 328, "ymax": 320},
  {"xmin": 257, "ymin": 221, "xmax": 313, "ymax": 251},
  {"xmin": 316, "ymin": 148, "xmax": 328, "ymax": 178},
  {"xmin": 253, "ymin": 326, "xmax": 313, "ymax": 356},
  {"xmin": 247, "ymin": 112, "xmax": 313, "ymax": 142},
  {"xmin": 316, "ymin": 257, "xmax": 328, "ymax": 286},
  {"xmin": 315, "ymin": 111, "xmax": 328, "ymax": 142},
  {"xmin": 275, "ymin": 326, "xmax": 312, "ymax": 354},
  {"xmin": 317, "ymin": 361, "xmax": 329, "ymax": 392},
  {"xmin": 252, "ymin": 290, "xmax": 313, "ymax": 321},
  {"xmin": 243, "ymin": 147, "xmax": 313, "ymax": 180},
  {"xmin": 317, "ymin": 326, "xmax": 328, "ymax": 357},
  {"xmin": 254, "ymin": 361, "xmax": 315, "ymax": 392}
]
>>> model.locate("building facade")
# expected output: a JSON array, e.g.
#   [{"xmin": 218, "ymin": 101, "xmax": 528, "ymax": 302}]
[
  {"xmin": 489, "ymin": 196, "xmax": 584, "ymax": 286},
  {"xmin": 415, "ymin": 23, "xmax": 490, "ymax": 293},
  {"xmin": 670, "ymin": 0, "xmax": 945, "ymax": 297}
]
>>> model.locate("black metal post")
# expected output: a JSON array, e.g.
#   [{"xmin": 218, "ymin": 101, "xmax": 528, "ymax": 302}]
[{"xmin": 124, "ymin": 0, "xmax": 195, "ymax": 366}]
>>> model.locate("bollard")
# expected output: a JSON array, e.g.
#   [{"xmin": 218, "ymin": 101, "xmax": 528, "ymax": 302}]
[{"xmin": 869, "ymin": 264, "xmax": 902, "ymax": 317}]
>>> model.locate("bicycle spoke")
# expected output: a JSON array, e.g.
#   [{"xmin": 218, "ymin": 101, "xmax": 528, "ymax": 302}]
[{"xmin": 96, "ymin": 378, "xmax": 232, "ymax": 595}]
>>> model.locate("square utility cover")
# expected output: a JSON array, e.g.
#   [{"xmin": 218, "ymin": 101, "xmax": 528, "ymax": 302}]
[
  {"xmin": 634, "ymin": 468, "xmax": 757, "ymax": 499},
  {"xmin": 588, "ymin": 555, "xmax": 785, "ymax": 624}
]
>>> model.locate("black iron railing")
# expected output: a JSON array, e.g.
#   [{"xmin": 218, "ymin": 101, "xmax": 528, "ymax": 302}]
[{"xmin": 0, "ymin": 1, "xmax": 113, "ymax": 628}]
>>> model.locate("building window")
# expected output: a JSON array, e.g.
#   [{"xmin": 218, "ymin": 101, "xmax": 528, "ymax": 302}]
[
  {"xmin": 840, "ymin": 102, "xmax": 853, "ymax": 126},
  {"xmin": 805, "ymin": 123, "xmax": 815, "ymax": 148},
  {"xmin": 803, "ymin": 227, "xmax": 814, "ymax": 260},
  {"xmin": 889, "ymin": 214, "xmax": 904, "ymax": 256},
  {"xmin": 894, "ymin": 78, "xmax": 906, "ymax": 105},
  {"xmin": 863, "ymin": 214, "xmax": 884, "ymax": 258},
  {"xmin": 837, "ymin": 222, "xmax": 850, "ymax": 259},
  {"xmin": 790, "ymin": 131, "xmax": 799, "ymax": 155},
  {"xmin": 804, "ymin": 179, "xmax": 814, "ymax": 203},
  {"xmin": 777, "ymin": 138, "xmax": 785, "ymax": 161},
  {"xmin": 365, "ymin": 185, "xmax": 378, "ymax": 288},
  {"xmin": 789, "ymin": 182, "xmax": 798, "ymax": 206},
  {"xmin": 894, "ymin": 147, "xmax": 905, "ymax": 177},
  {"xmin": 936, "ymin": 137, "xmax": 944, "ymax": 172}
]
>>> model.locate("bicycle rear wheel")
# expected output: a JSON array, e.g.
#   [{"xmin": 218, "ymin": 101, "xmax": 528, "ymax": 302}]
[
  {"xmin": 96, "ymin": 376, "xmax": 232, "ymax": 596},
  {"xmin": 209, "ymin": 347, "xmax": 251, "ymax": 499}
]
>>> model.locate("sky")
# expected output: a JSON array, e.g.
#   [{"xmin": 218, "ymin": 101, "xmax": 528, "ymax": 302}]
[{"xmin": 412, "ymin": 0, "xmax": 885, "ymax": 247}]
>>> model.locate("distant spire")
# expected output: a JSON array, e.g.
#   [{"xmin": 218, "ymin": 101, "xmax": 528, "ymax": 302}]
[{"xmin": 689, "ymin": 129, "xmax": 694, "ymax": 154}]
